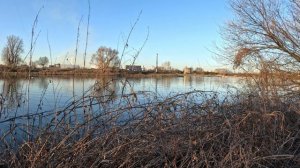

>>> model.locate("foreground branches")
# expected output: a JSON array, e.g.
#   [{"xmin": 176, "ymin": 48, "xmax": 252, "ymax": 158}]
[
  {"xmin": 223, "ymin": 0, "xmax": 300, "ymax": 72},
  {"xmin": 0, "ymin": 90, "xmax": 299, "ymax": 167}
]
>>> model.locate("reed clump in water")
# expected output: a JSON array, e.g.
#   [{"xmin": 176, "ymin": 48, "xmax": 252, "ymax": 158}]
[{"xmin": 0, "ymin": 89, "xmax": 299, "ymax": 168}]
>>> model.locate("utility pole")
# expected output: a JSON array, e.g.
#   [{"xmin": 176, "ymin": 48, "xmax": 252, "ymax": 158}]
[{"xmin": 156, "ymin": 53, "xmax": 158, "ymax": 73}]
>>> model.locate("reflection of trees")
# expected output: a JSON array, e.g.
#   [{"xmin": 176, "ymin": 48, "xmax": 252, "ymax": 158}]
[
  {"xmin": 2, "ymin": 78, "xmax": 22, "ymax": 109},
  {"xmin": 128, "ymin": 78, "xmax": 142, "ymax": 85},
  {"xmin": 211, "ymin": 77, "xmax": 232, "ymax": 87},
  {"xmin": 30, "ymin": 77, "xmax": 46, "ymax": 89},
  {"xmin": 194, "ymin": 76, "xmax": 205, "ymax": 85},
  {"xmin": 92, "ymin": 77, "xmax": 119, "ymax": 103},
  {"xmin": 159, "ymin": 77, "xmax": 172, "ymax": 89},
  {"xmin": 126, "ymin": 78, "xmax": 141, "ymax": 93},
  {"xmin": 184, "ymin": 76, "xmax": 192, "ymax": 87},
  {"xmin": 37, "ymin": 78, "xmax": 49, "ymax": 90}
]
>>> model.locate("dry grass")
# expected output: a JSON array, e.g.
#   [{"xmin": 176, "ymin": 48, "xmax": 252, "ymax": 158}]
[{"xmin": 0, "ymin": 89, "xmax": 299, "ymax": 167}]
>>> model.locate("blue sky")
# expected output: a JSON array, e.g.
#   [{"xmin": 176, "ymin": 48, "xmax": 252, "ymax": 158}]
[{"xmin": 0, "ymin": 0, "xmax": 232, "ymax": 70}]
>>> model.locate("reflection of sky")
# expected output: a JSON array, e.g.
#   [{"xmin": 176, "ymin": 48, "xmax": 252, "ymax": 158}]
[
  {"xmin": 124, "ymin": 76, "xmax": 241, "ymax": 97},
  {"xmin": 0, "ymin": 76, "xmax": 242, "ymax": 119}
]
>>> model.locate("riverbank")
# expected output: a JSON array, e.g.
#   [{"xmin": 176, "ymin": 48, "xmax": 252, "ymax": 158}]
[{"xmin": 0, "ymin": 66, "xmax": 255, "ymax": 79}]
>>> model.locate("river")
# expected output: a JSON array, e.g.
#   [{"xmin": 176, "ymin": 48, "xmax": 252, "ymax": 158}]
[
  {"xmin": 0, "ymin": 76, "xmax": 241, "ymax": 117},
  {"xmin": 0, "ymin": 75, "xmax": 242, "ymax": 145}
]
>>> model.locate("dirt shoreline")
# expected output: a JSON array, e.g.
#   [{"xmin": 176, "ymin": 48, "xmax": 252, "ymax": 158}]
[{"xmin": 0, "ymin": 68, "xmax": 253, "ymax": 78}]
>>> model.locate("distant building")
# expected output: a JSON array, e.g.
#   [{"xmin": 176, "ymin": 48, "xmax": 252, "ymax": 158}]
[
  {"xmin": 49, "ymin": 64, "xmax": 61, "ymax": 68},
  {"xmin": 126, "ymin": 65, "xmax": 142, "ymax": 72},
  {"xmin": 183, "ymin": 67, "xmax": 193, "ymax": 74},
  {"xmin": 60, "ymin": 64, "xmax": 80, "ymax": 69}
]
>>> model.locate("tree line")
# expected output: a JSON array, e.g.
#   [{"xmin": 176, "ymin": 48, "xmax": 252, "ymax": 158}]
[
  {"xmin": 1, "ymin": 35, "xmax": 120, "ymax": 70},
  {"xmin": 1, "ymin": 35, "xmax": 49, "ymax": 68}
]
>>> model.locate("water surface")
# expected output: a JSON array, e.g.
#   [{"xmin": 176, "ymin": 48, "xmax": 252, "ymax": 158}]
[{"xmin": 0, "ymin": 76, "xmax": 241, "ymax": 118}]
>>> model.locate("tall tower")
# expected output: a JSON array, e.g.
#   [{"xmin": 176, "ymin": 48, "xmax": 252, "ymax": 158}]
[{"xmin": 156, "ymin": 53, "xmax": 158, "ymax": 73}]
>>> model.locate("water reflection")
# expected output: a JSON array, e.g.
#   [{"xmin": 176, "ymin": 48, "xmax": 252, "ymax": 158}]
[
  {"xmin": 1, "ymin": 78, "xmax": 22, "ymax": 109},
  {"xmin": 37, "ymin": 78, "xmax": 50, "ymax": 90},
  {"xmin": 0, "ymin": 76, "xmax": 241, "ymax": 117},
  {"xmin": 92, "ymin": 77, "xmax": 119, "ymax": 103},
  {"xmin": 184, "ymin": 75, "xmax": 192, "ymax": 87},
  {"xmin": 194, "ymin": 76, "xmax": 205, "ymax": 84},
  {"xmin": 0, "ymin": 76, "xmax": 241, "ymax": 144}
]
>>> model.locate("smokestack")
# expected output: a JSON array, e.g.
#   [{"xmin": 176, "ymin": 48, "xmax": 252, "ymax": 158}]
[{"xmin": 156, "ymin": 53, "xmax": 158, "ymax": 73}]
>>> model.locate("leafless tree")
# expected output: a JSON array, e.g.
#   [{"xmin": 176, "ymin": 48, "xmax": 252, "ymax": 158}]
[
  {"xmin": 221, "ymin": 0, "xmax": 300, "ymax": 100},
  {"xmin": 90, "ymin": 46, "xmax": 120, "ymax": 73},
  {"xmin": 35, "ymin": 56, "xmax": 49, "ymax": 68},
  {"xmin": 222, "ymin": 0, "xmax": 300, "ymax": 74},
  {"xmin": 1, "ymin": 35, "xmax": 24, "ymax": 66},
  {"xmin": 161, "ymin": 61, "xmax": 172, "ymax": 71}
]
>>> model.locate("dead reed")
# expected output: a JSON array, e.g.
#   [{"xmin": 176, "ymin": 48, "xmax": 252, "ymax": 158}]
[{"xmin": 0, "ymin": 88, "xmax": 299, "ymax": 167}]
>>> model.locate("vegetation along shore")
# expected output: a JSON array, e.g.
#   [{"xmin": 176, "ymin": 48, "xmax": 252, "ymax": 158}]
[{"xmin": 0, "ymin": 0, "xmax": 299, "ymax": 167}]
